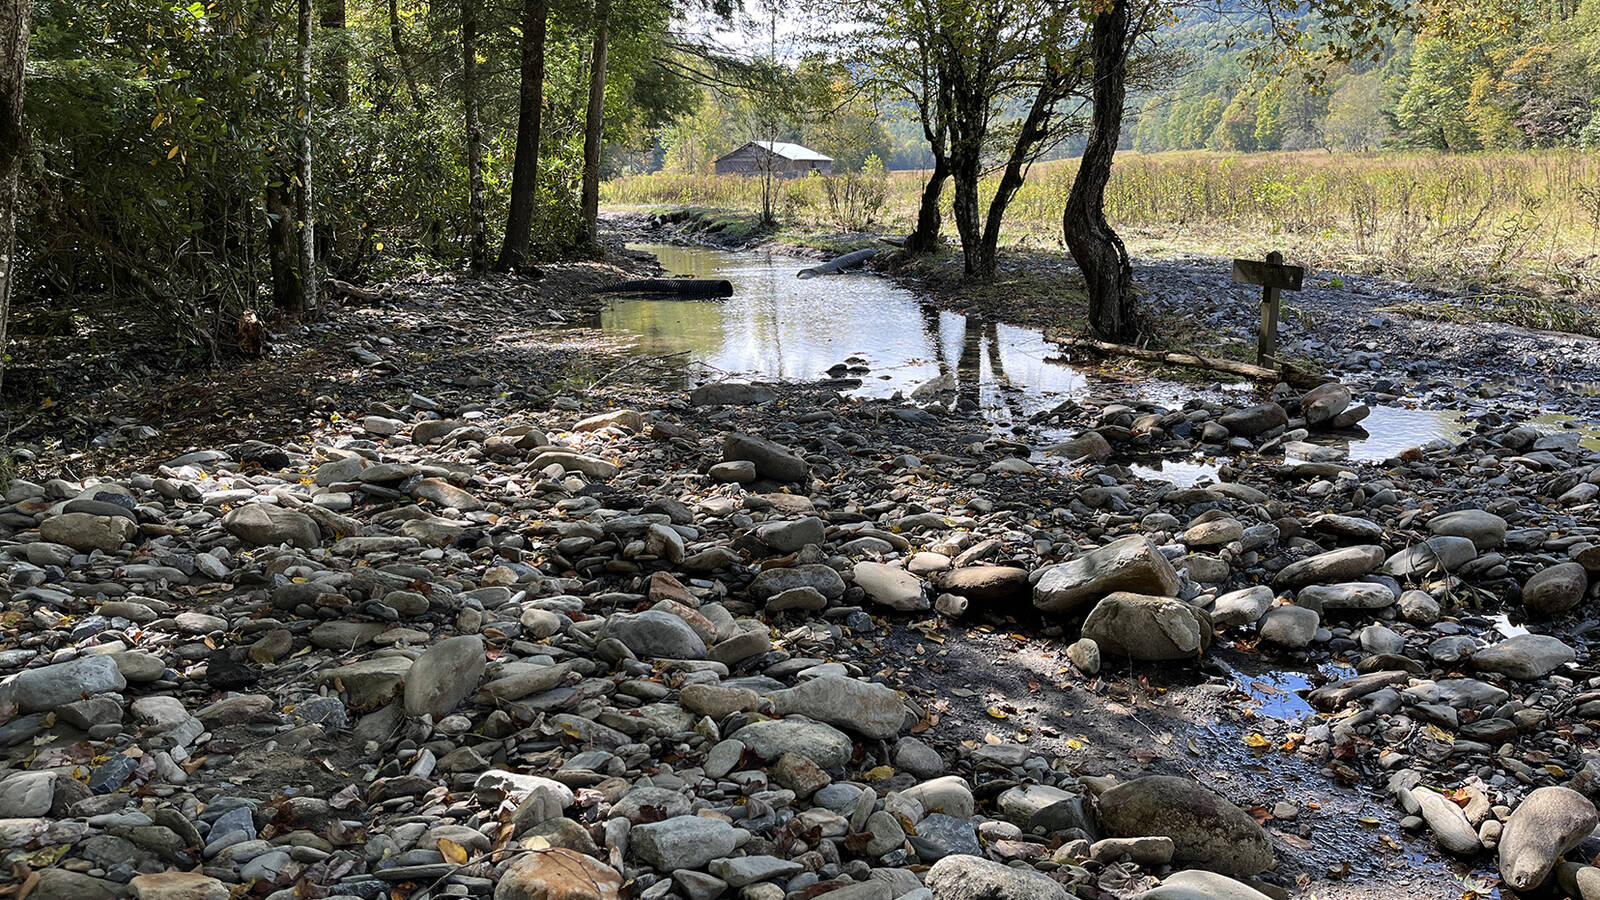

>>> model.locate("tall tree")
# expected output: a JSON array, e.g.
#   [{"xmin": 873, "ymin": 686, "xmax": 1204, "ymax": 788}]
[
  {"xmin": 497, "ymin": 0, "xmax": 550, "ymax": 271},
  {"xmin": 1063, "ymin": 0, "xmax": 1134, "ymax": 339},
  {"xmin": 462, "ymin": 0, "xmax": 488, "ymax": 271},
  {"xmin": 580, "ymin": 0, "xmax": 612, "ymax": 247},
  {"xmin": 322, "ymin": 0, "xmax": 348, "ymax": 106},
  {"xmin": 0, "ymin": 0, "xmax": 30, "ymax": 396},
  {"xmin": 296, "ymin": 0, "xmax": 318, "ymax": 314}
]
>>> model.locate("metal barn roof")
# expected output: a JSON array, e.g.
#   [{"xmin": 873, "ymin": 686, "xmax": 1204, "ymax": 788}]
[{"xmin": 721, "ymin": 141, "xmax": 834, "ymax": 163}]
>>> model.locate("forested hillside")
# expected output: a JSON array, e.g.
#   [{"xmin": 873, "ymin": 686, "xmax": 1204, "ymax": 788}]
[{"xmin": 1131, "ymin": 0, "xmax": 1600, "ymax": 152}]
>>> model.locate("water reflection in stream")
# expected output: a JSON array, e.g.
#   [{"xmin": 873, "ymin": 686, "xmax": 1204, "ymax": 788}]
[{"xmin": 602, "ymin": 243, "xmax": 1574, "ymax": 482}]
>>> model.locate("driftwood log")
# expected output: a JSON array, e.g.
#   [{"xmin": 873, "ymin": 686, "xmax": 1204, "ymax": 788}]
[
  {"xmin": 594, "ymin": 278, "xmax": 734, "ymax": 298},
  {"xmin": 324, "ymin": 278, "xmax": 391, "ymax": 305},
  {"xmin": 796, "ymin": 248, "xmax": 876, "ymax": 279},
  {"xmin": 1057, "ymin": 336, "xmax": 1325, "ymax": 388}
]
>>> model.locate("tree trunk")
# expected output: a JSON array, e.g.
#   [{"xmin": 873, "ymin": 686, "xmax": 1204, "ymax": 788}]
[
  {"xmin": 0, "ymin": 0, "xmax": 30, "ymax": 399},
  {"xmin": 976, "ymin": 77, "xmax": 1056, "ymax": 278},
  {"xmin": 267, "ymin": 179, "xmax": 301, "ymax": 310},
  {"xmin": 296, "ymin": 0, "xmax": 318, "ymax": 314},
  {"xmin": 1064, "ymin": 0, "xmax": 1133, "ymax": 341},
  {"xmin": 495, "ymin": 0, "xmax": 548, "ymax": 272},
  {"xmin": 579, "ymin": 0, "xmax": 610, "ymax": 248},
  {"xmin": 462, "ymin": 0, "xmax": 487, "ymax": 272},
  {"xmin": 904, "ymin": 155, "xmax": 947, "ymax": 254},
  {"xmin": 948, "ymin": 143, "xmax": 983, "ymax": 277}
]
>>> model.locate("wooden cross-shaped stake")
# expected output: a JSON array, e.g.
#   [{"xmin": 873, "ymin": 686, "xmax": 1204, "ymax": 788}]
[{"xmin": 1232, "ymin": 250, "xmax": 1305, "ymax": 368}]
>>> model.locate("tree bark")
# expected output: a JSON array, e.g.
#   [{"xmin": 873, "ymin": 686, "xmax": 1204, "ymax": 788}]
[
  {"xmin": 579, "ymin": 0, "xmax": 610, "ymax": 247},
  {"xmin": 462, "ymin": 0, "xmax": 487, "ymax": 272},
  {"xmin": 0, "ymin": 0, "xmax": 30, "ymax": 399},
  {"xmin": 976, "ymin": 76, "xmax": 1057, "ymax": 278},
  {"xmin": 496, "ymin": 0, "xmax": 548, "ymax": 272},
  {"xmin": 1064, "ymin": 0, "xmax": 1133, "ymax": 341},
  {"xmin": 267, "ymin": 179, "xmax": 301, "ymax": 310},
  {"xmin": 296, "ymin": 0, "xmax": 318, "ymax": 314},
  {"xmin": 904, "ymin": 114, "xmax": 948, "ymax": 253}
]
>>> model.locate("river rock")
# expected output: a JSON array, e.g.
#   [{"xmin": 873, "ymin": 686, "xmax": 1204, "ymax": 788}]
[
  {"xmin": 494, "ymin": 847, "xmax": 622, "ymax": 900},
  {"xmin": 924, "ymin": 853, "xmax": 1069, "ymax": 900},
  {"xmin": 937, "ymin": 566, "xmax": 1029, "ymax": 601},
  {"xmin": 1429, "ymin": 509, "xmax": 1508, "ymax": 549},
  {"xmin": 629, "ymin": 815, "xmax": 738, "ymax": 870},
  {"xmin": 1210, "ymin": 586, "xmax": 1273, "ymax": 628},
  {"xmin": 1298, "ymin": 581, "xmax": 1396, "ymax": 610},
  {"xmin": 600, "ymin": 610, "xmax": 707, "ymax": 659},
  {"xmin": 722, "ymin": 432, "xmax": 807, "ymax": 482},
  {"xmin": 1272, "ymin": 545, "xmax": 1385, "ymax": 590},
  {"xmin": 1410, "ymin": 787, "xmax": 1482, "ymax": 856},
  {"xmin": 129, "ymin": 872, "xmax": 229, "ymax": 900},
  {"xmin": 39, "ymin": 512, "xmax": 138, "ymax": 552},
  {"xmin": 1301, "ymin": 383, "xmax": 1352, "ymax": 427},
  {"xmin": 1044, "ymin": 431, "xmax": 1113, "ymax": 462},
  {"xmin": 1257, "ymin": 605, "xmax": 1319, "ymax": 648},
  {"xmin": 221, "ymin": 504, "xmax": 320, "ymax": 548},
  {"xmin": 749, "ymin": 564, "xmax": 846, "ymax": 602},
  {"xmin": 1034, "ymin": 536, "xmax": 1180, "ymax": 614},
  {"xmin": 732, "ymin": 718, "xmax": 854, "ymax": 768},
  {"xmin": 0, "ymin": 655, "xmax": 127, "ymax": 713},
  {"xmin": 1523, "ymin": 562, "xmax": 1589, "ymax": 616},
  {"xmin": 1499, "ymin": 787, "xmax": 1599, "ymax": 891},
  {"xmin": 1218, "ymin": 402, "xmax": 1287, "ymax": 437},
  {"xmin": 690, "ymin": 381, "xmax": 775, "ymax": 406},
  {"xmin": 1473, "ymin": 634, "xmax": 1575, "ymax": 680},
  {"xmin": 404, "ymin": 635, "xmax": 486, "ymax": 719},
  {"xmin": 1081, "ymin": 592, "xmax": 1213, "ymax": 660},
  {"xmin": 1140, "ymin": 870, "xmax": 1274, "ymax": 899},
  {"xmin": 766, "ymin": 674, "xmax": 904, "ymax": 740},
  {"xmin": 1096, "ymin": 776, "xmax": 1273, "ymax": 875},
  {"xmin": 756, "ymin": 517, "xmax": 826, "ymax": 553},
  {"xmin": 853, "ymin": 562, "xmax": 928, "ymax": 611}
]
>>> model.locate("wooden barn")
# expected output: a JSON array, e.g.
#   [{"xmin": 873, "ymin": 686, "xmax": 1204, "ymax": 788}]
[{"xmin": 714, "ymin": 141, "xmax": 833, "ymax": 177}]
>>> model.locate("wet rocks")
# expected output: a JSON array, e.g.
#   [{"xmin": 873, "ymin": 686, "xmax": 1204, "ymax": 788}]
[
  {"xmin": 1096, "ymin": 776, "xmax": 1274, "ymax": 875},
  {"xmin": 1034, "ymin": 535, "xmax": 1179, "ymax": 614},
  {"xmin": 1257, "ymin": 605, "xmax": 1319, "ymax": 648},
  {"xmin": 1499, "ymin": 787, "xmax": 1599, "ymax": 891},
  {"xmin": 1217, "ymin": 402, "xmax": 1287, "ymax": 437},
  {"xmin": 1081, "ymin": 592, "xmax": 1213, "ymax": 661}
]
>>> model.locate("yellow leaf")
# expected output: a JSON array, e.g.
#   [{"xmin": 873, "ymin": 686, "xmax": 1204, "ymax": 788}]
[
  {"xmin": 167, "ymin": 145, "xmax": 180, "ymax": 159},
  {"xmin": 1243, "ymin": 733, "xmax": 1272, "ymax": 749},
  {"xmin": 985, "ymin": 706, "xmax": 1008, "ymax": 720},
  {"xmin": 438, "ymin": 837, "xmax": 469, "ymax": 865},
  {"xmin": 523, "ymin": 835, "xmax": 550, "ymax": 851},
  {"xmin": 152, "ymin": 112, "xmax": 165, "ymax": 129}
]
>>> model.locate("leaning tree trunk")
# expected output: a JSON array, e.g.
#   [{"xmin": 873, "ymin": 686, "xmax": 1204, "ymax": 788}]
[
  {"xmin": 904, "ymin": 155, "xmax": 948, "ymax": 254},
  {"xmin": 0, "ymin": 0, "xmax": 30, "ymax": 399},
  {"xmin": 295, "ymin": 0, "xmax": 317, "ymax": 314},
  {"xmin": 1064, "ymin": 0, "xmax": 1134, "ymax": 341},
  {"xmin": 388, "ymin": 0, "xmax": 422, "ymax": 109},
  {"xmin": 321, "ymin": 0, "xmax": 347, "ymax": 106},
  {"xmin": 977, "ymin": 77, "xmax": 1056, "ymax": 278},
  {"xmin": 496, "ymin": 0, "xmax": 548, "ymax": 272},
  {"xmin": 578, "ymin": 0, "xmax": 610, "ymax": 248},
  {"xmin": 462, "ymin": 0, "xmax": 487, "ymax": 272}
]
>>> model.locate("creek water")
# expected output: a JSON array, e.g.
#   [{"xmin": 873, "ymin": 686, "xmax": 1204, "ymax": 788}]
[{"xmin": 599, "ymin": 243, "xmax": 1522, "ymax": 482}]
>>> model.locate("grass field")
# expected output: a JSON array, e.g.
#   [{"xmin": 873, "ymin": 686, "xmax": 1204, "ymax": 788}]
[{"xmin": 603, "ymin": 150, "xmax": 1600, "ymax": 299}]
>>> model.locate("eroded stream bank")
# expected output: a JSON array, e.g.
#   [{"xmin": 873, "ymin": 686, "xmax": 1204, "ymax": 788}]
[{"xmin": 0, "ymin": 243, "xmax": 1598, "ymax": 900}]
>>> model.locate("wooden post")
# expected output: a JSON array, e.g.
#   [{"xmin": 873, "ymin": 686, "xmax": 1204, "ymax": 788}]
[
  {"xmin": 1258, "ymin": 250, "xmax": 1282, "ymax": 367},
  {"xmin": 1231, "ymin": 251, "xmax": 1304, "ymax": 372}
]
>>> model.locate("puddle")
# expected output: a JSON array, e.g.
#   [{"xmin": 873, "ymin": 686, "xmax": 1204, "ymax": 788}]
[
  {"xmin": 1128, "ymin": 458, "xmax": 1224, "ymax": 488},
  {"xmin": 607, "ymin": 242, "xmax": 1521, "ymax": 469},
  {"xmin": 1232, "ymin": 664, "xmax": 1356, "ymax": 722}
]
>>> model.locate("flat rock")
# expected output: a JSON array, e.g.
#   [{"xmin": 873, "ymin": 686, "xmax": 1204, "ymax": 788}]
[
  {"xmin": 1034, "ymin": 536, "xmax": 1180, "ymax": 614},
  {"xmin": 1096, "ymin": 776, "xmax": 1273, "ymax": 875},
  {"xmin": 853, "ymin": 562, "xmax": 928, "ymax": 611},
  {"xmin": 404, "ymin": 635, "xmax": 486, "ymax": 719},
  {"xmin": 766, "ymin": 674, "xmax": 904, "ymax": 740},
  {"xmin": 1082, "ymin": 592, "xmax": 1212, "ymax": 661}
]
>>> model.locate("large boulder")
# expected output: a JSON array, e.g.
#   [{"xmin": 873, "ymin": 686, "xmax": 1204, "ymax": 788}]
[
  {"xmin": 924, "ymin": 854, "xmax": 1070, "ymax": 900},
  {"xmin": 221, "ymin": 504, "xmax": 320, "ymax": 548},
  {"xmin": 404, "ymin": 635, "xmax": 486, "ymax": 720},
  {"xmin": 1096, "ymin": 776, "xmax": 1274, "ymax": 875},
  {"xmin": 1081, "ymin": 592, "xmax": 1213, "ymax": 661},
  {"xmin": 766, "ymin": 675, "xmax": 905, "ymax": 740},
  {"xmin": 39, "ymin": 513, "xmax": 138, "ymax": 552},
  {"xmin": 1499, "ymin": 787, "xmax": 1599, "ymax": 891},
  {"xmin": 1034, "ymin": 536, "xmax": 1180, "ymax": 614},
  {"xmin": 722, "ymin": 433, "xmax": 807, "ymax": 482}
]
